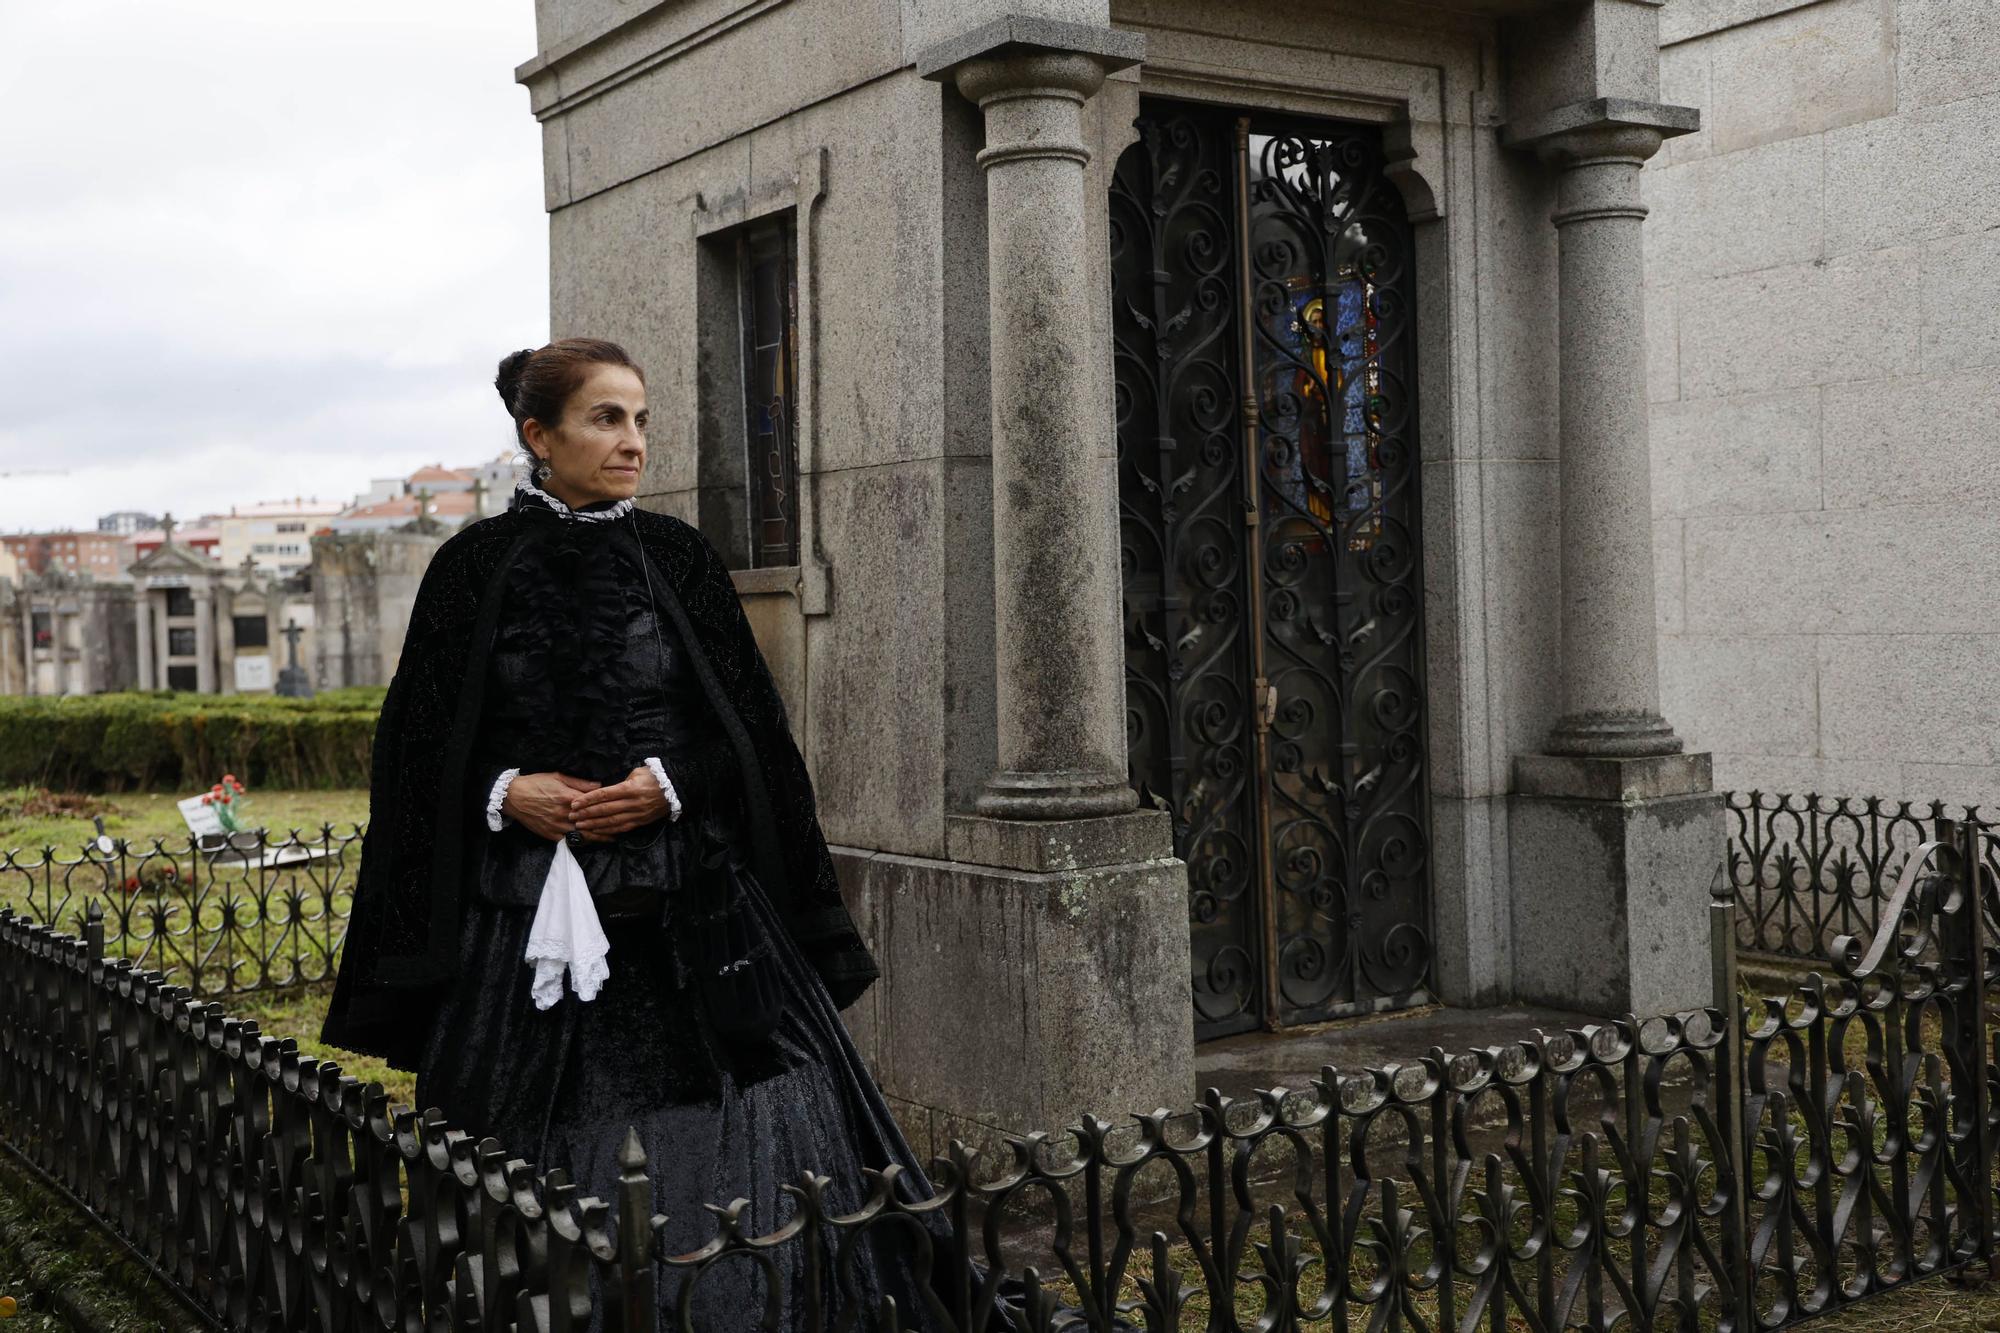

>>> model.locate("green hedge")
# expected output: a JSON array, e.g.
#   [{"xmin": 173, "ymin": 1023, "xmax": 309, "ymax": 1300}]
[{"xmin": 0, "ymin": 690, "xmax": 386, "ymax": 792}]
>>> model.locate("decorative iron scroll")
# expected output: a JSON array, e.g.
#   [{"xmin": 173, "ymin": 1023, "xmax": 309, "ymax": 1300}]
[
  {"xmin": 1114, "ymin": 101, "xmax": 1429, "ymax": 1037},
  {"xmin": 1241, "ymin": 123, "xmax": 1428, "ymax": 1023},
  {"xmin": 1112, "ymin": 108, "xmax": 1264, "ymax": 1037},
  {"xmin": 0, "ymin": 826, "xmax": 360, "ymax": 996},
  {"xmin": 9, "ymin": 827, "xmax": 1997, "ymax": 1329},
  {"xmin": 1725, "ymin": 791, "xmax": 1994, "ymax": 962}
]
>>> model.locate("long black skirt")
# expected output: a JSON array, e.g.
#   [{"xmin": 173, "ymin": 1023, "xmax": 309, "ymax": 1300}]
[{"xmin": 412, "ymin": 854, "xmax": 975, "ymax": 1330}]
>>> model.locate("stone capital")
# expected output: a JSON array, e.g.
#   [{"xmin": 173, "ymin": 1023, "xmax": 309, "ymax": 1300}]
[
  {"xmin": 1500, "ymin": 96, "xmax": 1698, "ymax": 163},
  {"xmin": 951, "ymin": 50, "xmax": 1107, "ymax": 169},
  {"xmin": 951, "ymin": 47, "xmax": 1110, "ymax": 111},
  {"xmin": 918, "ymin": 17, "xmax": 1143, "ymax": 171},
  {"xmin": 914, "ymin": 14, "xmax": 1144, "ymax": 84}
]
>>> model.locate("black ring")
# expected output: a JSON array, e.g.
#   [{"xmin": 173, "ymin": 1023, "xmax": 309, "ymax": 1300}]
[{"xmin": 565, "ymin": 830, "xmax": 584, "ymax": 848}]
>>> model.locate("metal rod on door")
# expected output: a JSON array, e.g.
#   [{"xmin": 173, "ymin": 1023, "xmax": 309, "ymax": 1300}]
[{"xmin": 1233, "ymin": 115, "xmax": 1283, "ymax": 1032}]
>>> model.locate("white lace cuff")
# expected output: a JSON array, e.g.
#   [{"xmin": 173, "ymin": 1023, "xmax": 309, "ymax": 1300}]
[
  {"xmin": 486, "ymin": 768, "xmax": 521, "ymax": 832},
  {"xmin": 643, "ymin": 756, "xmax": 684, "ymax": 821}
]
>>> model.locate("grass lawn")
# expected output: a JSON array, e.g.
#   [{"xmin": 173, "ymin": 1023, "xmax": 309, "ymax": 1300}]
[
  {"xmin": 0, "ymin": 785, "xmax": 413, "ymax": 1105},
  {"xmin": 0, "ymin": 784, "xmax": 370, "ymax": 920},
  {"xmin": 0, "ymin": 784, "xmax": 370, "ymax": 851},
  {"xmin": 228, "ymin": 983, "xmax": 418, "ymax": 1111}
]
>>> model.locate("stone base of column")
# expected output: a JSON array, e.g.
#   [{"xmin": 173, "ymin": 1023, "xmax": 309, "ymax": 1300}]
[
  {"xmin": 831, "ymin": 809, "xmax": 1194, "ymax": 1166},
  {"xmin": 1543, "ymin": 709, "xmax": 1685, "ymax": 760},
  {"xmin": 973, "ymin": 767, "xmax": 1140, "ymax": 820},
  {"xmin": 1509, "ymin": 753, "xmax": 1722, "ymax": 1019}
]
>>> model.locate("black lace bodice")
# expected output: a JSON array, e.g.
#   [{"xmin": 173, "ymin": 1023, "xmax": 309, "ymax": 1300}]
[{"xmin": 466, "ymin": 504, "xmax": 740, "ymax": 928}]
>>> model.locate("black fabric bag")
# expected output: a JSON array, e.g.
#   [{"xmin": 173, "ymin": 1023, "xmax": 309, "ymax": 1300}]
[{"xmin": 686, "ymin": 810, "xmax": 786, "ymax": 1053}]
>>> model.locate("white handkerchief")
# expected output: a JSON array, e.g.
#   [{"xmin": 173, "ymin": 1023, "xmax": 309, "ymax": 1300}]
[{"xmin": 524, "ymin": 839, "xmax": 611, "ymax": 1010}]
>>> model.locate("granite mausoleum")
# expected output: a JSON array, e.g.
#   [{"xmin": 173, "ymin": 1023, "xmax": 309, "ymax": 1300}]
[
  {"xmin": 126, "ymin": 518, "xmax": 314, "ymax": 696},
  {"xmin": 310, "ymin": 526, "xmax": 449, "ymax": 692},
  {"xmin": 4, "ymin": 573, "xmax": 136, "ymax": 697},
  {"xmin": 512, "ymin": 0, "xmax": 1997, "ymax": 1157}
]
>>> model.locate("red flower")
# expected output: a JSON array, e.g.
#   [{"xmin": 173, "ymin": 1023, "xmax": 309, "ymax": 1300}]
[
  {"xmin": 163, "ymin": 866, "xmax": 176, "ymax": 878},
  {"xmin": 211, "ymin": 784, "xmax": 224, "ymax": 795},
  {"xmin": 201, "ymin": 794, "xmax": 213, "ymax": 805},
  {"xmin": 222, "ymin": 773, "xmax": 236, "ymax": 784},
  {"xmin": 123, "ymin": 876, "xmax": 138, "ymax": 893}
]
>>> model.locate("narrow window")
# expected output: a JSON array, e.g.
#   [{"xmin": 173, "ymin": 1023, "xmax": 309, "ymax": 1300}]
[
  {"xmin": 165, "ymin": 587, "xmax": 194, "ymax": 618},
  {"xmin": 736, "ymin": 215, "xmax": 800, "ymax": 568}
]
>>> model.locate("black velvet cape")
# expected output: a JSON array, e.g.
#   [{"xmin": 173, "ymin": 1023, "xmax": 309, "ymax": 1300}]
[{"xmin": 320, "ymin": 496, "xmax": 878, "ymax": 1073}]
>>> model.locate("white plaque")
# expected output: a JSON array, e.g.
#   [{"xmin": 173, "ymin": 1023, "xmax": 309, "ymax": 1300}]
[
  {"xmin": 178, "ymin": 795, "xmax": 226, "ymax": 838},
  {"xmin": 234, "ymin": 654, "xmax": 274, "ymax": 691}
]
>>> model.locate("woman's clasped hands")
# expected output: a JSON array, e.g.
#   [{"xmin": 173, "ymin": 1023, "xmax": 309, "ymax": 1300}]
[{"xmin": 502, "ymin": 768, "xmax": 672, "ymax": 842}]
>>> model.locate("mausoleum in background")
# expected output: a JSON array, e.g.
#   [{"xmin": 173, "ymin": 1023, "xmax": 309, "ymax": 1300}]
[{"xmin": 511, "ymin": 0, "xmax": 2000, "ymax": 1159}]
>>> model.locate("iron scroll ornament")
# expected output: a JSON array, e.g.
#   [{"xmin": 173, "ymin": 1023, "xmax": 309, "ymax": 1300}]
[
  {"xmin": 1111, "ymin": 108, "xmax": 1262, "ymax": 1035},
  {"xmin": 1241, "ymin": 125, "xmax": 1429, "ymax": 1015},
  {"xmin": 1113, "ymin": 102, "xmax": 1431, "ymax": 1036}
]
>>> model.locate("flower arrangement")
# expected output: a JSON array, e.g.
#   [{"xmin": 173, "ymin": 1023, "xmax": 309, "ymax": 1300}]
[
  {"xmin": 202, "ymin": 773, "xmax": 250, "ymax": 833},
  {"xmin": 122, "ymin": 860, "xmax": 180, "ymax": 895}
]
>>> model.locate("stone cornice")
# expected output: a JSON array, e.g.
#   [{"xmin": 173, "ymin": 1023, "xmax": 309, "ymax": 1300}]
[
  {"xmin": 1500, "ymin": 96, "xmax": 1700, "ymax": 153},
  {"xmin": 914, "ymin": 14, "xmax": 1143, "ymax": 82}
]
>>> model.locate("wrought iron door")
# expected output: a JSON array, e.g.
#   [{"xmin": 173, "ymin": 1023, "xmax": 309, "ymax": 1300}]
[{"xmin": 1113, "ymin": 103, "xmax": 1430, "ymax": 1038}]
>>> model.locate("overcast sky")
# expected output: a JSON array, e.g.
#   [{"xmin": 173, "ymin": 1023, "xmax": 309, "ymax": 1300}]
[{"xmin": 0, "ymin": 3, "xmax": 549, "ymax": 534}]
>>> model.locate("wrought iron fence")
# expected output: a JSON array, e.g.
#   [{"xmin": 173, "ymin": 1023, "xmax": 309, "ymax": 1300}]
[
  {"xmin": 1725, "ymin": 791, "xmax": 1995, "ymax": 963},
  {"xmin": 5, "ymin": 822, "xmax": 2000, "ymax": 1330},
  {"xmin": 0, "ymin": 826, "xmax": 360, "ymax": 996}
]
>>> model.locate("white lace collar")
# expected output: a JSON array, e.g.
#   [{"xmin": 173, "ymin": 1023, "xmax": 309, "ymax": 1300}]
[{"xmin": 516, "ymin": 479, "xmax": 635, "ymax": 523}]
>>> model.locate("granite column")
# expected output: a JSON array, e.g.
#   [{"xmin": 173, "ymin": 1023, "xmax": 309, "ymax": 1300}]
[
  {"xmin": 948, "ymin": 36, "xmax": 1135, "ymax": 820},
  {"xmin": 192, "ymin": 586, "xmax": 215, "ymax": 694},
  {"xmin": 1541, "ymin": 122, "xmax": 1681, "ymax": 758},
  {"xmin": 879, "ymin": 19, "xmax": 1195, "ymax": 1155},
  {"xmin": 134, "ymin": 594, "xmax": 153, "ymax": 690},
  {"xmin": 18, "ymin": 600, "xmax": 33, "ymax": 697},
  {"xmin": 1504, "ymin": 101, "xmax": 1717, "ymax": 1020}
]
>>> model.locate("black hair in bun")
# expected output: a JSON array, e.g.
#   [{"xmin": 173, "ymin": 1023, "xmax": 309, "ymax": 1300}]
[
  {"xmin": 492, "ymin": 339, "xmax": 645, "ymax": 445},
  {"xmin": 494, "ymin": 348, "xmax": 535, "ymax": 414}
]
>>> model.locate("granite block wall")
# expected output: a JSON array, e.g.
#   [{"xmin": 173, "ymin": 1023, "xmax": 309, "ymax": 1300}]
[{"xmin": 1645, "ymin": 0, "xmax": 2000, "ymax": 810}]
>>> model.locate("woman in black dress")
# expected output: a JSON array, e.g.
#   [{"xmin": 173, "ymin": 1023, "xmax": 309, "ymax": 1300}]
[{"xmin": 320, "ymin": 338, "xmax": 985, "ymax": 1330}]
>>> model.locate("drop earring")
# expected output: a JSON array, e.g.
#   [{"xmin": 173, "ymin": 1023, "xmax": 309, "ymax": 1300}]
[{"xmin": 534, "ymin": 458, "xmax": 553, "ymax": 484}]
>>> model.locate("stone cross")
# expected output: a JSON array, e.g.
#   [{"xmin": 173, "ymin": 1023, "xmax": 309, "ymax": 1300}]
[
  {"xmin": 470, "ymin": 475, "xmax": 487, "ymax": 517},
  {"xmin": 275, "ymin": 618, "xmax": 313, "ymax": 699},
  {"xmin": 407, "ymin": 487, "xmax": 443, "ymax": 534},
  {"xmin": 159, "ymin": 512, "xmax": 177, "ymax": 545}
]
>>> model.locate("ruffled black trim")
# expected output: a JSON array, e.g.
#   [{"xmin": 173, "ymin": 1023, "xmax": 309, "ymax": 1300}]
[{"xmin": 497, "ymin": 516, "xmax": 639, "ymax": 779}]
